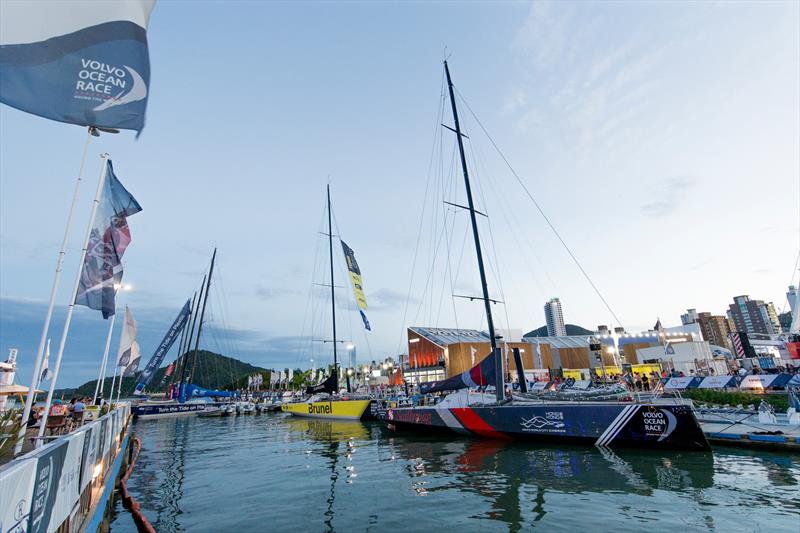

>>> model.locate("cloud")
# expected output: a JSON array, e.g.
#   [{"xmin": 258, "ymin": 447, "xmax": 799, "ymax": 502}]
[
  {"xmin": 0, "ymin": 296, "xmax": 312, "ymax": 387},
  {"xmin": 253, "ymin": 285, "xmax": 301, "ymax": 300},
  {"xmin": 640, "ymin": 177, "xmax": 697, "ymax": 217},
  {"xmin": 368, "ymin": 288, "xmax": 419, "ymax": 311}
]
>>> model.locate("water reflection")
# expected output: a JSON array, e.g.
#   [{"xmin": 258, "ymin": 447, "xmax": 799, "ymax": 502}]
[
  {"xmin": 113, "ymin": 415, "xmax": 800, "ymax": 533},
  {"xmin": 384, "ymin": 435, "xmax": 716, "ymax": 532}
]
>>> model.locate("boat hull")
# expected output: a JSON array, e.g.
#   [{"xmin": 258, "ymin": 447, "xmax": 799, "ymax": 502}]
[
  {"xmin": 281, "ymin": 399, "xmax": 371, "ymax": 420},
  {"xmin": 133, "ymin": 402, "xmax": 213, "ymax": 419},
  {"xmin": 379, "ymin": 402, "xmax": 710, "ymax": 451}
]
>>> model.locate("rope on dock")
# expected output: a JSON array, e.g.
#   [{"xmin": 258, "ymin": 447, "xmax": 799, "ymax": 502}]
[{"xmin": 120, "ymin": 436, "xmax": 156, "ymax": 533}]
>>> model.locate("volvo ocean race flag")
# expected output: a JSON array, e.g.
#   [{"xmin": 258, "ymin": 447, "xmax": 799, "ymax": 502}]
[
  {"xmin": 74, "ymin": 160, "xmax": 142, "ymax": 318},
  {"xmin": 134, "ymin": 300, "xmax": 191, "ymax": 395},
  {"xmin": 0, "ymin": 0, "xmax": 155, "ymax": 133}
]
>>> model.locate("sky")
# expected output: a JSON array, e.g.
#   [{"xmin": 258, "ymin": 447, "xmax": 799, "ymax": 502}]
[{"xmin": 1, "ymin": 1, "xmax": 798, "ymax": 388}]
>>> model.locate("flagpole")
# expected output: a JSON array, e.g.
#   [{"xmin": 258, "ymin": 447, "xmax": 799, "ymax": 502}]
[
  {"xmin": 14, "ymin": 128, "xmax": 95, "ymax": 455},
  {"xmin": 109, "ymin": 365, "xmax": 118, "ymax": 405},
  {"xmin": 38, "ymin": 153, "xmax": 110, "ymax": 443},
  {"xmin": 93, "ymin": 313, "xmax": 116, "ymax": 404},
  {"xmin": 116, "ymin": 363, "xmax": 124, "ymax": 404}
]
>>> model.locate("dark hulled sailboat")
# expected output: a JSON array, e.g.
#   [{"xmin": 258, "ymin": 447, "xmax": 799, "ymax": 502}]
[{"xmin": 376, "ymin": 62, "xmax": 710, "ymax": 451}]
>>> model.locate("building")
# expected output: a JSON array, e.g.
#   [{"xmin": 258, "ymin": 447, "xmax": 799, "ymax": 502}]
[
  {"xmin": 680, "ymin": 309, "xmax": 699, "ymax": 326},
  {"xmin": 727, "ymin": 295, "xmax": 783, "ymax": 335},
  {"xmin": 788, "ymin": 285, "xmax": 798, "ymax": 315},
  {"xmin": 544, "ymin": 298, "xmax": 567, "ymax": 337},
  {"xmin": 680, "ymin": 309, "xmax": 734, "ymax": 349},
  {"xmin": 405, "ymin": 327, "xmax": 536, "ymax": 383}
]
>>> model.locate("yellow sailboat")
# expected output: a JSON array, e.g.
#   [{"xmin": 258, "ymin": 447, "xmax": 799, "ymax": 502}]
[
  {"xmin": 282, "ymin": 185, "xmax": 372, "ymax": 422},
  {"xmin": 281, "ymin": 396, "xmax": 371, "ymax": 420}
]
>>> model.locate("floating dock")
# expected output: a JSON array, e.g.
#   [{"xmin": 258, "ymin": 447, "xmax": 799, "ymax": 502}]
[{"xmin": 698, "ymin": 409, "xmax": 800, "ymax": 451}]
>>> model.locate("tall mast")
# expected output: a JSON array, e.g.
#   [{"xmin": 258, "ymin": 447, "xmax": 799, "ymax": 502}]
[
  {"xmin": 444, "ymin": 61, "xmax": 503, "ymax": 401},
  {"xmin": 177, "ymin": 284, "xmax": 202, "ymax": 395},
  {"xmin": 190, "ymin": 248, "xmax": 217, "ymax": 384},
  {"xmin": 327, "ymin": 185, "xmax": 340, "ymax": 392},
  {"xmin": 173, "ymin": 289, "xmax": 198, "ymax": 389}
]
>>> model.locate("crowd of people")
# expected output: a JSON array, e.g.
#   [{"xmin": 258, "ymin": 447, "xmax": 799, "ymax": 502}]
[{"xmin": 26, "ymin": 395, "xmax": 99, "ymax": 435}]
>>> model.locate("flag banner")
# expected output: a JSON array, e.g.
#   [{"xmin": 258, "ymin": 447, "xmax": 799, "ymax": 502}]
[
  {"xmin": 116, "ymin": 306, "xmax": 141, "ymax": 378},
  {"xmin": 341, "ymin": 241, "xmax": 368, "ymax": 309},
  {"xmin": 420, "ymin": 350, "xmax": 496, "ymax": 394},
  {"xmin": 39, "ymin": 338, "xmax": 52, "ymax": 385},
  {"xmin": 359, "ymin": 310, "xmax": 371, "ymax": 331},
  {"xmin": 134, "ymin": 300, "xmax": 191, "ymax": 395},
  {"xmin": 0, "ymin": 1, "xmax": 155, "ymax": 133},
  {"xmin": 159, "ymin": 362, "xmax": 175, "ymax": 385},
  {"xmin": 341, "ymin": 241, "xmax": 371, "ymax": 331},
  {"xmin": 75, "ymin": 160, "xmax": 142, "ymax": 318}
]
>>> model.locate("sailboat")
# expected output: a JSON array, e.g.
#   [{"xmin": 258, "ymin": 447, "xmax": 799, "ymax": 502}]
[
  {"xmin": 132, "ymin": 249, "xmax": 237, "ymax": 418},
  {"xmin": 376, "ymin": 62, "xmax": 710, "ymax": 451},
  {"xmin": 281, "ymin": 186, "xmax": 372, "ymax": 420}
]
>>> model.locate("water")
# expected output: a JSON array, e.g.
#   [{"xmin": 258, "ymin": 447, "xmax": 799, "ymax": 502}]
[{"xmin": 110, "ymin": 414, "xmax": 800, "ymax": 532}]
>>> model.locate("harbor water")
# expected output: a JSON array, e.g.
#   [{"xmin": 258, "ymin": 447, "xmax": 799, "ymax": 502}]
[{"xmin": 110, "ymin": 414, "xmax": 800, "ymax": 532}]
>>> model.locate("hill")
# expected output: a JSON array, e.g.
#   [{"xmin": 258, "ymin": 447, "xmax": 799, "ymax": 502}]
[
  {"xmin": 59, "ymin": 350, "xmax": 270, "ymax": 398},
  {"xmin": 524, "ymin": 324, "xmax": 595, "ymax": 338}
]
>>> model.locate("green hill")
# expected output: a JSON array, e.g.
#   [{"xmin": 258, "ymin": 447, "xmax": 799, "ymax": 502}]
[
  {"xmin": 60, "ymin": 350, "xmax": 270, "ymax": 398},
  {"xmin": 524, "ymin": 324, "xmax": 595, "ymax": 338}
]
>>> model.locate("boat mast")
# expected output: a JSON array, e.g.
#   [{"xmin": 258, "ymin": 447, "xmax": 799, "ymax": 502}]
[
  {"xmin": 444, "ymin": 61, "xmax": 503, "ymax": 402},
  {"xmin": 327, "ymin": 185, "xmax": 341, "ymax": 392},
  {"xmin": 189, "ymin": 248, "xmax": 217, "ymax": 384},
  {"xmin": 174, "ymin": 288, "xmax": 199, "ymax": 394},
  {"xmin": 177, "ymin": 283, "xmax": 203, "ymax": 397}
]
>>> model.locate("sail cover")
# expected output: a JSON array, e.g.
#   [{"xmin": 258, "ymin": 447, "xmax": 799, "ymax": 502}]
[
  {"xmin": 419, "ymin": 350, "xmax": 497, "ymax": 394},
  {"xmin": 306, "ymin": 372, "xmax": 337, "ymax": 395},
  {"xmin": 133, "ymin": 300, "xmax": 191, "ymax": 395},
  {"xmin": 0, "ymin": 0, "xmax": 156, "ymax": 133}
]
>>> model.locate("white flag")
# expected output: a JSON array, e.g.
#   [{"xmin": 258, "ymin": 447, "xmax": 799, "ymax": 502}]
[
  {"xmin": 116, "ymin": 306, "xmax": 141, "ymax": 377},
  {"xmin": 39, "ymin": 339, "xmax": 53, "ymax": 384}
]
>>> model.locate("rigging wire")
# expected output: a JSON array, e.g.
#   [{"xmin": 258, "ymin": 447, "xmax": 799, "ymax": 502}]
[
  {"xmin": 454, "ymin": 87, "xmax": 626, "ymax": 329},
  {"xmin": 396, "ymin": 71, "xmax": 448, "ymax": 354}
]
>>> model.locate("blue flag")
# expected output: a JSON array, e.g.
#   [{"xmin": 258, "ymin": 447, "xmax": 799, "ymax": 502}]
[
  {"xmin": 75, "ymin": 160, "xmax": 142, "ymax": 318},
  {"xmin": 0, "ymin": 1, "xmax": 155, "ymax": 134},
  {"xmin": 134, "ymin": 300, "xmax": 191, "ymax": 395}
]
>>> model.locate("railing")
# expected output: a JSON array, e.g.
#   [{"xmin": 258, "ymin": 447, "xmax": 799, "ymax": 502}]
[{"xmin": 0, "ymin": 403, "xmax": 131, "ymax": 533}]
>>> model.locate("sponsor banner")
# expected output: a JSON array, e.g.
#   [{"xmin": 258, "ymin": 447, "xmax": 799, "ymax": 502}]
[
  {"xmin": 134, "ymin": 300, "xmax": 191, "ymax": 394},
  {"xmin": 340, "ymin": 241, "xmax": 367, "ymax": 309},
  {"xmin": 698, "ymin": 376, "xmax": 737, "ymax": 389},
  {"xmin": 48, "ymin": 432, "xmax": 85, "ymax": 532},
  {"xmin": 739, "ymin": 374, "xmax": 791, "ymax": 389},
  {"xmin": 78, "ymin": 425, "xmax": 98, "ymax": 491},
  {"xmin": 97, "ymin": 417, "xmax": 110, "ymax": 458},
  {"xmin": 0, "ymin": 1, "xmax": 156, "ymax": 133},
  {"xmin": 663, "ymin": 377, "xmax": 701, "ymax": 390},
  {"xmin": 0, "ymin": 458, "xmax": 37, "ymax": 533},
  {"xmin": 28, "ymin": 440, "xmax": 68, "ymax": 533}
]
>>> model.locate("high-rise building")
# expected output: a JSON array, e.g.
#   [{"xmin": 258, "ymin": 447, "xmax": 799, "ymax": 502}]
[
  {"xmin": 727, "ymin": 295, "xmax": 782, "ymax": 335},
  {"xmin": 680, "ymin": 308, "xmax": 734, "ymax": 349},
  {"xmin": 788, "ymin": 285, "xmax": 798, "ymax": 315},
  {"xmin": 680, "ymin": 309, "xmax": 699, "ymax": 326},
  {"xmin": 544, "ymin": 298, "xmax": 567, "ymax": 337}
]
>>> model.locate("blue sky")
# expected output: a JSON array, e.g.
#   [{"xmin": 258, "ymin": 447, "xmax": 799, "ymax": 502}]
[{"xmin": 1, "ymin": 1, "xmax": 798, "ymax": 387}]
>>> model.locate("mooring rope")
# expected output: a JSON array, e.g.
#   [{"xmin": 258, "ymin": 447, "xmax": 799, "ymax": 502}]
[{"xmin": 120, "ymin": 436, "xmax": 156, "ymax": 533}]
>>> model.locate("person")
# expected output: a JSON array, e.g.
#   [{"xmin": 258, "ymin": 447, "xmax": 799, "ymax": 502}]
[
  {"xmin": 641, "ymin": 373, "xmax": 649, "ymax": 391},
  {"xmin": 26, "ymin": 407, "xmax": 42, "ymax": 427},
  {"xmin": 73, "ymin": 397, "xmax": 86, "ymax": 414},
  {"xmin": 49, "ymin": 399, "xmax": 68, "ymax": 416}
]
